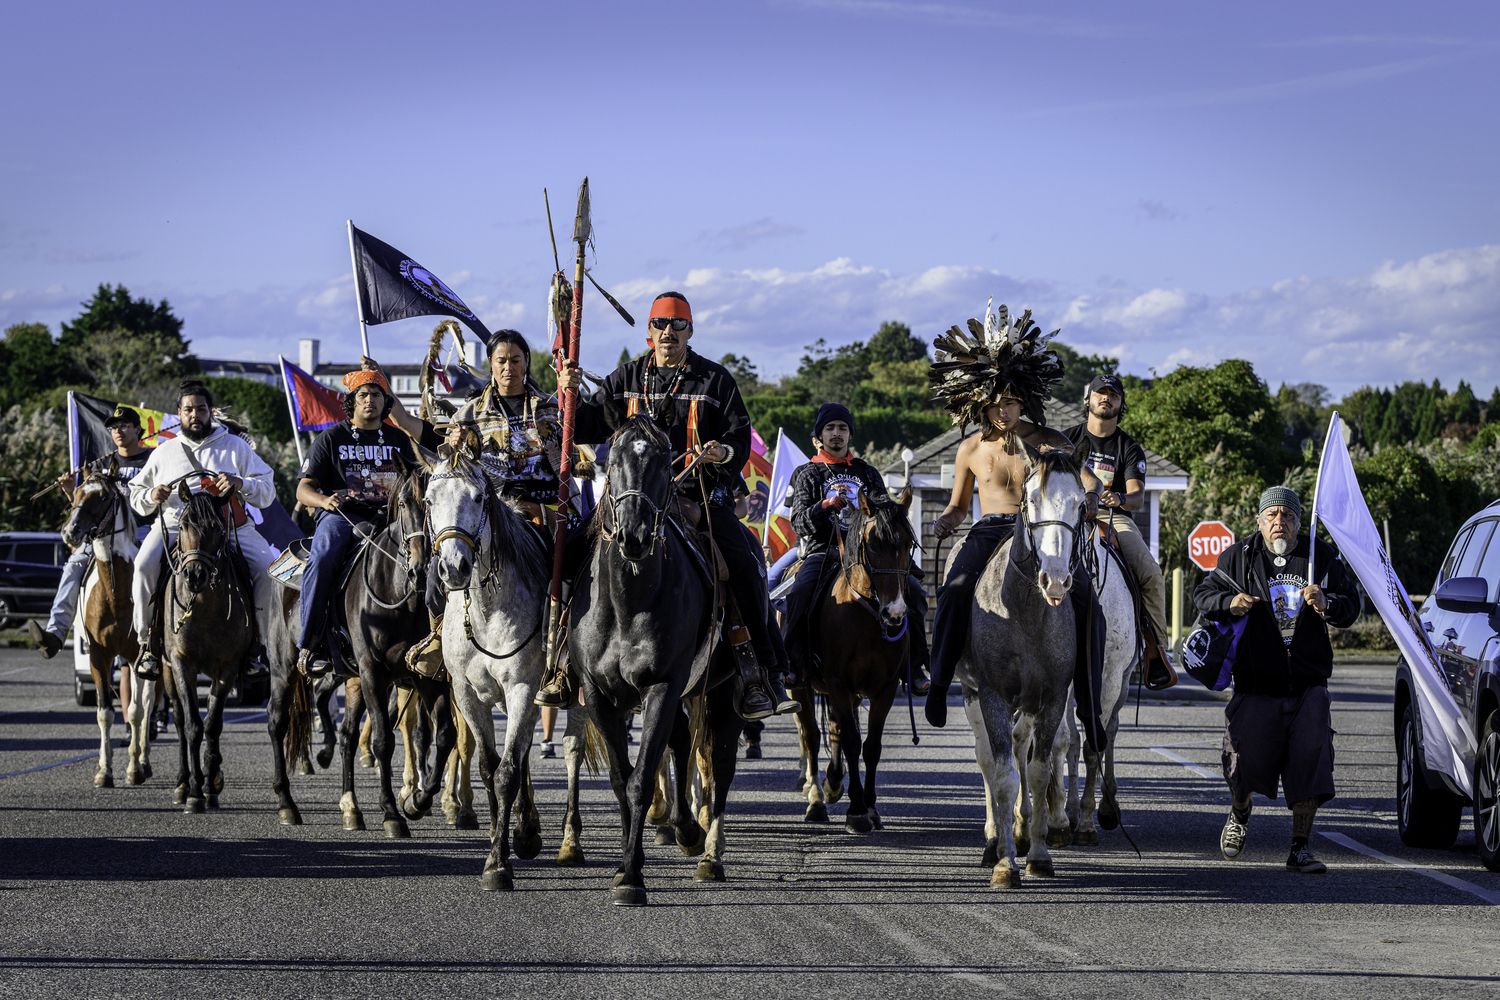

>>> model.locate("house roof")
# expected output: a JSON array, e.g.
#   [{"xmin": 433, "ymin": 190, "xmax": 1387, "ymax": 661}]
[{"xmin": 880, "ymin": 398, "xmax": 1188, "ymax": 480}]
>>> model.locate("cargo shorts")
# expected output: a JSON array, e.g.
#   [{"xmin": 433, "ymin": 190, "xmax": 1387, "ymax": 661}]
[{"xmin": 1221, "ymin": 685, "xmax": 1336, "ymax": 806}]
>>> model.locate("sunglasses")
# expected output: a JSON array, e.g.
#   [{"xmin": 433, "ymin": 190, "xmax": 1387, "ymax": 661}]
[{"xmin": 649, "ymin": 317, "xmax": 690, "ymax": 332}]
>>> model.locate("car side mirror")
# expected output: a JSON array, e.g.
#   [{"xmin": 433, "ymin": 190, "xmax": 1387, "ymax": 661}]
[{"xmin": 1434, "ymin": 575, "xmax": 1493, "ymax": 613}]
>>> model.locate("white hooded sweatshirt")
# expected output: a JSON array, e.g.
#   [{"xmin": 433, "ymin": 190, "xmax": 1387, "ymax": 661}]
[{"xmin": 128, "ymin": 423, "xmax": 276, "ymax": 531}]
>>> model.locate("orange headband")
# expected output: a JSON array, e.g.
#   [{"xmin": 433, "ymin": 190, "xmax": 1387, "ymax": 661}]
[
  {"xmin": 648, "ymin": 296, "xmax": 693, "ymax": 323},
  {"xmin": 342, "ymin": 370, "xmax": 390, "ymax": 394}
]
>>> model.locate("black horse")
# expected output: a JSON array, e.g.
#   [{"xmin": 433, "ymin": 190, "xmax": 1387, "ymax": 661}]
[
  {"xmin": 266, "ymin": 459, "xmax": 454, "ymax": 836},
  {"xmin": 569, "ymin": 414, "xmax": 743, "ymax": 906}
]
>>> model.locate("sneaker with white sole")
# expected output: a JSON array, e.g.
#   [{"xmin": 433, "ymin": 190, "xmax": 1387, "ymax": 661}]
[
  {"xmin": 1286, "ymin": 844, "xmax": 1327, "ymax": 873},
  {"xmin": 538, "ymin": 740, "xmax": 556, "ymax": 759},
  {"xmin": 1221, "ymin": 807, "xmax": 1250, "ymax": 859}
]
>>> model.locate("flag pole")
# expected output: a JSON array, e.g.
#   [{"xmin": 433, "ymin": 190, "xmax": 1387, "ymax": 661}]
[
  {"xmin": 545, "ymin": 178, "xmax": 590, "ymax": 677},
  {"xmin": 347, "ymin": 220, "xmax": 371, "ymax": 359},
  {"xmin": 279, "ymin": 356, "xmax": 307, "ymax": 467}
]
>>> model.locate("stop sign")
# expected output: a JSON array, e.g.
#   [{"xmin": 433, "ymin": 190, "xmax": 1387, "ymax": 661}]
[{"xmin": 1188, "ymin": 521, "xmax": 1235, "ymax": 571}]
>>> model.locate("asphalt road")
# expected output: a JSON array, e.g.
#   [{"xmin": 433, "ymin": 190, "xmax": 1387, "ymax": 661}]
[{"xmin": 3, "ymin": 647, "xmax": 1498, "ymax": 998}]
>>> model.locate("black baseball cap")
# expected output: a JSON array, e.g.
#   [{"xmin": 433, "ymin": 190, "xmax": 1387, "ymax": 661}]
[
  {"xmin": 104, "ymin": 405, "xmax": 143, "ymax": 429},
  {"xmin": 1086, "ymin": 373, "xmax": 1124, "ymax": 396}
]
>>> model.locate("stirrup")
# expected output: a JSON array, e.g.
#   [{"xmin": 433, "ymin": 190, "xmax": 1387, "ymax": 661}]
[
  {"xmin": 134, "ymin": 650, "xmax": 162, "ymax": 681},
  {"xmin": 298, "ymin": 647, "xmax": 331, "ymax": 679},
  {"xmin": 405, "ymin": 628, "xmax": 446, "ymax": 680}
]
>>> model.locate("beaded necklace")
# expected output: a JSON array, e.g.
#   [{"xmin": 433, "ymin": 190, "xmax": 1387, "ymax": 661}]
[{"xmin": 643, "ymin": 358, "xmax": 686, "ymax": 413}]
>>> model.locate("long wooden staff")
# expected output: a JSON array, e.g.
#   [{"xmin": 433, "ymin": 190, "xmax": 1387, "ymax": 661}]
[{"xmin": 545, "ymin": 178, "xmax": 590, "ymax": 674}]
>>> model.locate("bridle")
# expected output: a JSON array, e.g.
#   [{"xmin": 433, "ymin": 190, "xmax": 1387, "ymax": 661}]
[
  {"xmin": 597, "ymin": 442, "xmax": 673, "ymax": 559},
  {"xmin": 836, "ymin": 509, "xmax": 913, "ymax": 640},
  {"xmin": 1012, "ymin": 470, "xmax": 1089, "ymax": 582},
  {"xmin": 425, "ymin": 466, "xmax": 490, "ymax": 558},
  {"xmin": 355, "ymin": 478, "xmax": 429, "ymax": 611},
  {"xmin": 66, "ymin": 476, "xmax": 129, "ymax": 545}
]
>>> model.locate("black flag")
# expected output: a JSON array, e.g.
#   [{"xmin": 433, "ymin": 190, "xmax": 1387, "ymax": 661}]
[{"xmin": 350, "ymin": 224, "xmax": 493, "ymax": 342}]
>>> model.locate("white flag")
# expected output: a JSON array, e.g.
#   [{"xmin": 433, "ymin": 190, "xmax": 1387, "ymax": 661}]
[
  {"xmin": 767, "ymin": 428, "xmax": 810, "ymax": 520},
  {"xmin": 1313, "ymin": 412, "xmax": 1476, "ymax": 796}
]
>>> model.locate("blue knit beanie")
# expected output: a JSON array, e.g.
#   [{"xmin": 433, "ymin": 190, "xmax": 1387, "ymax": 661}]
[
  {"xmin": 1258, "ymin": 485, "xmax": 1302, "ymax": 519},
  {"xmin": 814, "ymin": 402, "xmax": 855, "ymax": 441}
]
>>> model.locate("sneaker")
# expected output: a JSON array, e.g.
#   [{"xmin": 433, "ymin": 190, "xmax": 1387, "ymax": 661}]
[
  {"xmin": 28, "ymin": 621, "xmax": 63, "ymax": 659},
  {"xmin": 538, "ymin": 740, "xmax": 556, "ymax": 759},
  {"xmin": 738, "ymin": 680, "xmax": 776, "ymax": 722},
  {"xmin": 1286, "ymin": 843, "xmax": 1327, "ymax": 874},
  {"xmin": 768, "ymin": 673, "xmax": 801, "ymax": 716},
  {"xmin": 1220, "ymin": 806, "xmax": 1250, "ymax": 859}
]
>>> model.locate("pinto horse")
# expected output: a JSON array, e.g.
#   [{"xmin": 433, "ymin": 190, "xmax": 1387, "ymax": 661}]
[
  {"xmin": 570, "ymin": 414, "xmax": 744, "ymax": 906},
  {"xmin": 789, "ymin": 488, "xmax": 916, "ymax": 833},
  {"xmin": 60, "ymin": 457, "xmax": 144, "ymax": 788}
]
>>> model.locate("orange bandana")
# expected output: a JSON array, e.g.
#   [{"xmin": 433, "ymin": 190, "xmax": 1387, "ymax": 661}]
[
  {"xmin": 811, "ymin": 449, "xmax": 854, "ymax": 465},
  {"xmin": 648, "ymin": 296, "xmax": 693, "ymax": 323},
  {"xmin": 342, "ymin": 370, "xmax": 390, "ymax": 395}
]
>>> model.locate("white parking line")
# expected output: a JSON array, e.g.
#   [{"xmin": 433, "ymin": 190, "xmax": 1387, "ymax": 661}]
[
  {"xmin": 0, "ymin": 666, "xmax": 37, "ymax": 677},
  {"xmin": 1148, "ymin": 746, "xmax": 1220, "ymax": 780},
  {"xmin": 0, "ymin": 699, "xmax": 73, "ymax": 720},
  {"xmin": 1319, "ymin": 831, "xmax": 1500, "ymax": 907}
]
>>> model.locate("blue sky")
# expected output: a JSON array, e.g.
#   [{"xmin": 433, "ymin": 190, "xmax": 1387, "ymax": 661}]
[{"xmin": 3, "ymin": 1, "xmax": 1498, "ymax": 399}]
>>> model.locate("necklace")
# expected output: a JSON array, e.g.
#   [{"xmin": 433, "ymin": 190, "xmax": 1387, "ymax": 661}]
[{"xmin": 643, "ymin": 360, "xmax": 686, "ymax": 411}]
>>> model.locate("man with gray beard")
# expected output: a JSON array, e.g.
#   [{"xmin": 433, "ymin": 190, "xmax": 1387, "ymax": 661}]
[{"xmin": 1192, "ymin": 486, "xmax": 1360, "ymax": 873}]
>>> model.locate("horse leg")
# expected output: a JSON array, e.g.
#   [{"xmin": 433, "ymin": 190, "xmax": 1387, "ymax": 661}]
[
  {"xmin": 163, "ymin": 671, "xmax": 190, "ymax": 805},
  {"xmin": 826, "ymin": 686, "xmax": 870, "ymax": 835},
  {"xmin": 268, "ymin": 668, "xmax": 301, "ymax": 825},
  {"xmin": 1023, "ymin": 705, "xmax": 1068, "ymax": 877},
  {"xmin": 1044, "ymin": 708, "xmax": 1073, "ymax": 848},
  {"xmin": 862, "ymin": 682, "xmax": 897, "ymax": 832},
  {"xmin": 792, "ymin": 690, "xmax": 826, "ymax": 822},
  {"xmin": 822, "ymin": 708, "xmax": 846, "ymax": 805},
  {"xmin": 413, "ymin": 683, "xmax": 455, "ymax": 821},
  {"xmin": 453, "ymin": 703, "xmax": 479, "ymax": 830},
  {"xmin": 90, "ymin": 645, "xmax": 115, "ymax": 788},
  {"xmin": 611, "ymin": 683, "xmax": 681, "ymax": 906},
  {"xmin": 646, "ymin": 752, "xmax": 673, "ymax": 843},
  {"xmin": 556, "ymin": 704, "xmax": 587, "ymax": 866},
  {"xmin": 480, "ymin": 682, "xmax": 539, "ymax": 890},
  {"xmin": 174, "ymin": 659, "xmax": 207, "ymax": 813},
  {"xmin": 359, "ymin": 711, "xmax": 375, "ymax": 768},
  {"xmin": 973, "ymin": 686, "xmax": 1021, "ymax": 887},
  {"xmin": 1098, "ymin": 718, "xmax": 1122, "ymax": 832},
  {"xmin": 513, "ymin": 758, "xmax": 543, "ymax": 861},
  {"xmin": 695, "ymin": 685, "xmax": 739, "ymax": 883},
  {"xmin": 126, "ymin": 674, "xmax": 156, "ymax": 785},
  {"xmin": 397, "ymin": 687, "xmax": 423, "ymax": 819},
  {"xmin": 962, "ymin": 691, "xmax": 1004, "ymax": 867},
  {"xmin": 203, "ymin": 680, "xmax": 229, "ymax": 809},
  {"xmin": 1065, "ymin": 690, "xmax": 1086, "ymax": 841},
  {"xmin": 362, "ymin": 673, "xmax": 408, "ymax": 838},
  {"xmin": 591, "ymin": 705, "xmax": 636, "ymax": 863},
  {"xmin": 1011, "ymin": 714, "xmax": 1034, "ymax": 856},
  {"xmin": 315, "ymin": 678, "xmax": 338, "ymax": 769},
  {"xmin": 338, "ymin": 676, "xmax": 367, "ymax": 831},
  {"xmin": 667, "ymin": 701, "xmax": 705, "ymax": 856}
]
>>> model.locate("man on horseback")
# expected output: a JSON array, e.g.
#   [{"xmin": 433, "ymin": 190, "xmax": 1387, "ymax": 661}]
[
  {"xmin": 922, "ymin": 307, "xmax": 1108, "ymax": 753},
  {"xmin": 29, "ymin": 405, "xmax": 154, "ymax": 659},
  {"xmin": 128, "ymin": 380, "xmax": 280, "ymax": 682},
  {"xmin": 293, "ymin": 369, "xmax": 425, "ymax": 677},
  {"xmin": 554, "ymin": 291, "xmax": 797, "ymax": 721},
  {"xmin": 778, "ymin": 401, "xmax": 929, "ymax": 687}
]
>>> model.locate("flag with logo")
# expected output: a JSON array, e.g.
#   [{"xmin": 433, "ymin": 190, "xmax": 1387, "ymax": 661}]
[
  {"xmin": 67, "ymin": 391, "xmax": 179, "ymax": 472},
  {"xmin": 1314, "ymin": 411, "xmax": 1476, "ymax": 796},
  {"xmin": 350, "ymin": 224, "xmax": 493, "ymax": 342},
  {"xmin": 280, "ymin": 358, "xmax": 345, "ymax": 433},
  {"xmin": 741, "ymin": 448, "xmax": 773, "ymax": 540}
]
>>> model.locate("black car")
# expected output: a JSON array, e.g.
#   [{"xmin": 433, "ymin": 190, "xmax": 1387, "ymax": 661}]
[
  {"xmin": 1395, "ymin": 497, "xmax": 1500, "ymax": 870},
  {"xmin": 0, "ymin": 531, "xmax": 69, "ymax": 629}
]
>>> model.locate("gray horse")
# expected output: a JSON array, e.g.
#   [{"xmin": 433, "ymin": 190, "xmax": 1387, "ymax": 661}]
[{"xmin": 955, "ymin": 449, "xmax": 1087, "ymax": 887}]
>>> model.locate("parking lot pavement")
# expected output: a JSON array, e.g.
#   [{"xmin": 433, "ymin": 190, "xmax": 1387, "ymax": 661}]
[{"xmin": 3, "ymin": 648, "xmax": 1499, "ymax": 998}]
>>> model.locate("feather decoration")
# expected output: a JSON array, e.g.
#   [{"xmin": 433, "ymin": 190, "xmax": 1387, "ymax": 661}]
[
  {"xmin": 928, "ymin": 301, "xmax": 1064, "ymax": 428},
  {"xmin": 418, "ymin": 321, "xmax": 456, "ymax": 421}
]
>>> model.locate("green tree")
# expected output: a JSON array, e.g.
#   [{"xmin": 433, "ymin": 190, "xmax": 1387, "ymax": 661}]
[
  {"xmin": 0, "ymin": 323, "xmax": 75, "ymax": 408},
  {"xmin": 59, "ymin": 284, "xmax": 197, "ymax": 377},
  {"xmin": 201, "ymin": 376, "xmax": 293, "ymax": 443},
  {"xmin": 531, "ymin": 350, "xmax": 558, "ymax": 395},
  {"xmin": 719, "ymin": 354, "xmax": 764, "ymax": 395},
  {"xmin": 1354, "ymin": 447, "xmax": 1451, "ymax": 588},
  {"xmin": 865, "ymin": 321, "xmax": 927, "ymax": 364},
  {"xmin": 1487, "ymin": 386, "xmax": 1500, "ymax": 424}
]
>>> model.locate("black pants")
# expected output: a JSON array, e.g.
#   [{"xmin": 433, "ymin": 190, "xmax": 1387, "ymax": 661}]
[
  {"xmin": 710, "ymin": 504, "xmax": 789, "ymax": 674},
  {"xmin": 781, "ymin": 550, "xmax": 928, "ymax": 676},
  {"xmin": 930, "ymin": 514, "xmax": 1106, "ymax": 752}
]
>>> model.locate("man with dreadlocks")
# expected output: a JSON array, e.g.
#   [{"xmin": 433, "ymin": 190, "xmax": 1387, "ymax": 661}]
[
  {"xmin": 293, "ymin": 369, "xmax": 423, "ymax": 677},
  {"xmin": 556, "ymin": 291, "xmax": 798, "ymax": 721},
  {"xmin": 923, "ymin": 304, "xmax": 1108, "ymax": 754}
]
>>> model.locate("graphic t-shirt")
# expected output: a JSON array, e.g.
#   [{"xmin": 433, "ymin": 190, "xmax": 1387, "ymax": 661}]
[
  {"xmin": 818, "ymin": 467, "xmax": 868, "ymax": 531},
  {"xmin": 89, "ymin": 449, "xmax": 152, "ymax": 481},
  {"xmin": 1063, "ymin": 424, "xmax": 1147, "ymax": 495},
  {"xmin": 1259, "ymin": 548, "xmax": 1309, "ymax": 646},
  {"xmin": 301, "ymin": 422, "xmax": 417, "ymax": 518}
]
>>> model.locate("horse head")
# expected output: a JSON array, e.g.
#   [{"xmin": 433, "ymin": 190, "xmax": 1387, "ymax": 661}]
[
  {"xmin": 846, "ymin": 486, "xmax": 915, "ymax": 629},
  {"xmin": 1020, "ymin": 450, "xmax": 1085, "ymax": 607},
  {"xmin": 174, "ymin": 482, "xmax": 228, "ymax": 595},
  {"xmin": 601, "ymin": 415, "xmax": 672, "ymax": 564},
  {"xmin": 61, "ymin": 458, "xmax": 122, "ymax": 549},
  {"xmin": 423, "ymin": 430, "xmax": 488, "ymax": 591},
  {"xmin": 389, "ymin": 452, "xmax": 430, "ymax": 577}
]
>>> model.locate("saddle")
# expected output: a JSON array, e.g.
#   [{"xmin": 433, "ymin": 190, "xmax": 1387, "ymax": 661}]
[{"xmin": 1094, "ymin": 519, "xmax": 1177, "ymax": 691}]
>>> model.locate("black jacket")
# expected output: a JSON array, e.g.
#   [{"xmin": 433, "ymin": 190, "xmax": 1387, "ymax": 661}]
[
  {"xmin": 789, "ymin": 457, "xmax": 893, "ymax": 556},
  {"xmin": 574, "ymin": 348, "xmax": 751, "ymax": 506},
  {"xmin": 1193, "ymin": 532, "xmax": 1360, "ymax": 695}
]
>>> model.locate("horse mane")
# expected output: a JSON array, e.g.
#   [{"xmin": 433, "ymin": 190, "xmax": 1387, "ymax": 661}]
[
  {"xmin": 845, "ymin": 495, "xmax": 916, "ymax": 572},
  {"xmin": 609, "ymin": 412, "xmax": 670, "ymax": 450},
  {"xmin": 1032, "ymin": 448, "xmax": 1081, "ymax": 489},
  {"xmin": 178, "ymin": 489, "xmax": 226, "ymax": 535}
]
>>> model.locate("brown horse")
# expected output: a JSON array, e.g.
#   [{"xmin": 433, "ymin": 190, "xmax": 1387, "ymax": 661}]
[
  {"xmin": 60, "ymin": 457, "xmax": 146, "ymax": 788},
  {"xmin": 789, "ymin": 488, "xmax": 916, "ymax": 833}
]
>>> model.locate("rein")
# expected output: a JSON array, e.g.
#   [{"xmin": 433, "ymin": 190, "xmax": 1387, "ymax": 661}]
[{"xmin": 835, "ymin": 519, "xmax": 910, "ymax": 639}]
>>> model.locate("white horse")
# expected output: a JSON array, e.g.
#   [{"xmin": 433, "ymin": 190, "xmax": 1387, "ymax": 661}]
[
  {"xmin": 422, "ymin": 439, "xmax": 591, "ymax": 891},
  {"xmin": 955, "ymin": 450, "xmax": 1088, "ymax": 887}
]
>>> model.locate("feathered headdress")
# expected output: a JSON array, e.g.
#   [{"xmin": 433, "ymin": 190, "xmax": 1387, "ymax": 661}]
[{"xmin": 929, "ymin": 299, "xmax": 1064, "ymax": 428}]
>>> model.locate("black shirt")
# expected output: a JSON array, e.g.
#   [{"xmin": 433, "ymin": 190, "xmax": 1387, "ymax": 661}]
[
  {"xmin": 89, "ymin": 448, "xmax": 155, "ymax": 524},
  {"xmin": 1063, "ymin": 423, "xmax": 1147, "ymax": 495},
  {"xmin": 300, "ymin": 422, "xmax": 418, "ymax": 518}
]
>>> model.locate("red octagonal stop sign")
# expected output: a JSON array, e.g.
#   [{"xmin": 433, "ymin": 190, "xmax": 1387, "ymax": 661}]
[{"xmin": 1188, "ymin": 521, "xmax": 1236, "ymax": 571}]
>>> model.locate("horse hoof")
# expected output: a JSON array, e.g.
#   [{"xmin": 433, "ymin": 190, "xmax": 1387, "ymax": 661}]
[
  {"xmin": 981, "ymin": 838, "xmax": 1001, "ymax": 868},
  {"xmin": 316, "ymin": 747, "xmax": 335, "ymax": 769},
  {"xmin": 278, "ymin": 806, "xmax": 303, "ymax": 826},
  {"xmin": 654, "ymin": 826, "xmax": 674, "ymax": 847},
  {"xmin": 1026, "ymin": 857, "xmax": 1055, "ymax": 877},
  {"xmin": 400, "ymin": 793, "xmax": 428, "ymax": 820},
  {"xmin": 1073, "ymin": 828, "xmax": 1099, "ymax": 847},
  {"xmin": 611, "ymin": 885, "xmax": 648, "ymax": 907},
  {"xmin": 359, "ymin": 752, "xmax": 375, "ymax": 769},
  {"xmin": 207, "ymin": 795, "xmax": 220, "ymax": 810},
  {"xmin": 454, "ymin": 811, "xmax": 480, "ymax": 831},
  {"xmin": 869, "ymin": 809, "xmax": 883, "ymax": 831},
  {"xmin": 1046, "ymin": 826, "xmax": 1071, "ymax": 849},
  {"xmin": 184, "ymin": 797, "xmax": 206, "ymax": 814},
  {"xmin": 677, "ymin": 823, "xmax": 707, "ymax": 858},
  {"xmin": 141, "ymin": 762, "xmax": 152, "ymax": 780},
  {"xmin": 127, "ymin": 766, "xmax": 144, "ymax": 786},
  {"xmin": 556, "ymin": 843, "xmax": 585, "ymax": 867},
  {"xmin": 694, "ymin": 859, "xmax": 726, "ymax": 883},
  {"xmin": 845, "ymin": 812, "xmax": 873, "ymax": 836},
  {"xmin": 296, "ymin": 759, "xmax": 315, "ymax": 776},
  {"xmin": 822, "ymin": 779, "xmax": 844, "ymax": 805},
  {"xmin": 94, "ymin": 771, "xmax": 113, "ymax": 789},
  {"xmin": 172, "ymin": 785, "xmax": 187, "ymax": 805},
  {"xmin": 479, "ymin": 867, "xmax": 514, "ymax": 892},
  {"xmin": 514, "ymin": 829, "xmax": 543, "ymax": 860},
  {"xmin": 342, "ymin": 811, "xmax": 366, "ymax": 832},
  {"xmin": 990, "ymin": 866, "xmax": 1021, "ymax": 889},
  {"xmin": 804, "ymin": 801, "xmax": 828, "ymax": 823},
  {"xmin": 1097, "ymin": 804, "xmax": 1121, "ymax": 831},
  {"xmin": 384, "ymin": 819, "xmax": 411, "ymax": 839}
]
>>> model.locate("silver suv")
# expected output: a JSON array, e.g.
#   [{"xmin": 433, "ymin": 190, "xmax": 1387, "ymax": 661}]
[{"xmin": 1396, "ymin": 497, "xmax": 1500, "ymax": 869}]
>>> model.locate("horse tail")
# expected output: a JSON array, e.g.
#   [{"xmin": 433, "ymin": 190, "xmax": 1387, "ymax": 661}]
[
  {"xmin": 581, "ymin": 718, "xmax": 607, "ymax": 777},
  {"xmin": 285, "ymin": 673, "xmax": 312, "ymax": 768}
]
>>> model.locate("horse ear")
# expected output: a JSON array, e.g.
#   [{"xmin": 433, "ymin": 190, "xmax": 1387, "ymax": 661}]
[
  {"xmin": 177, "ymin": 480, "xmax": 193, "ymax": 503},
  {"xmin": 436, "ymin": 442, "xmax": 454, "ymax": 463},
  {"xmin": 897, "ymin": 486, "xmax": 913, "ymax": 512},
  {"xmin": 859, "ymin": 489, "xmax": 873, "ymax": 517},
  {"xmin": 599, "ymin": 391, "xmax": 625, "ymax": 432},
  {"xmin": 108, "ymin": 454, "xmax": 119, "ymax": 479},
  {"xmin": 413, "ymin": 442, "xmax": 440, "ymax": 472},
  {"xmin": 460, "ymin": 429, "xmax": 481, "ymax": 461},
  {"xmin": 392, "ymin": 452, "xmax": 410, "ymax": 477}
]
